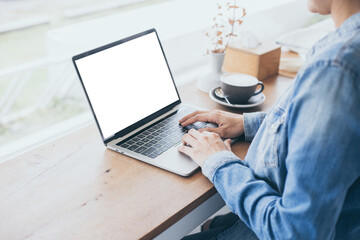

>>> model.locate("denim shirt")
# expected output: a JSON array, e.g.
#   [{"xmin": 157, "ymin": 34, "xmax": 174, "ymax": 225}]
[{"xmin": 202, "ymin": 13, "xmax": 360, "ymax": 240}]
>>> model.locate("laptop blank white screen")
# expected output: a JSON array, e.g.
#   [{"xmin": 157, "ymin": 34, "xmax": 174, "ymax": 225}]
[{"xmin": 75, "ymin": 32, "xmax": 179, "ymax": 139}]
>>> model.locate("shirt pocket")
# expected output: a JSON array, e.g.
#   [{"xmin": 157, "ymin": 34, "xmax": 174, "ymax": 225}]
[{"xmin": 258, "ymin": 107, "xmax": 286, "ymax": 168}]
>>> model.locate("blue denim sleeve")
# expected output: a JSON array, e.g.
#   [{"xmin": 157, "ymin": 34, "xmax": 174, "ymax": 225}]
[
  {"xmin": 243, "ymin": 112, "xmax": 267, "ymax": 142},
  {"xmin": 203, "ymin": 65, "xmax": 360, "ymax": 239},
  {"xmin": 202, "ymin": 151, "xmax": 241, "ymax": 178}
]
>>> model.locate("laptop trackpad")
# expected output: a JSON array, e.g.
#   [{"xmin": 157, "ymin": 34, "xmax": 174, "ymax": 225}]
[{"xmin": 155, "ymin": 143, "xmax": 199, "ymax": 176}]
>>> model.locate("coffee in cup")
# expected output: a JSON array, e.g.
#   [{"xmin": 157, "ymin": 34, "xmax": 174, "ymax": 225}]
[{"xmin": 220, "ymin": 73, "xmax": 264, "ymax": 104}]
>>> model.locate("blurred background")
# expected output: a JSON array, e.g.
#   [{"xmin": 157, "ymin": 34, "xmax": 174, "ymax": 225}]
[{"xmin": 0, "ymin": 0, "xmax": 328, "ymax": 161}]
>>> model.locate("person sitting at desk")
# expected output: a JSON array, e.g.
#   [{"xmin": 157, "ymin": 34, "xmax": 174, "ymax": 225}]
[{"xmin": 178, "ymin": 0, "xmax": 360, "ymax": 239}]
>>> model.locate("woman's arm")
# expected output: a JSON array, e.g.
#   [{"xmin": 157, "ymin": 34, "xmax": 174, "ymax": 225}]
[
  {"xmin": 243, "ymin": 112, "xmax": 267, "ymax": 141},
  {"xmin": 201, "ymin": 65, "xmax": 360, "ymax": 239}
]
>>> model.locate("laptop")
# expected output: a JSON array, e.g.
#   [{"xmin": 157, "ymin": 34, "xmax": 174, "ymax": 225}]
[{"xmin": 72, "ymin": 29, "xmax": 212, "ymax": 176}]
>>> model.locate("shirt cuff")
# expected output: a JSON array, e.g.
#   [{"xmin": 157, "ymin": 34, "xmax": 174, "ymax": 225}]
[
  {"xmin": 202, "ymin": 151, "xmax": 242, "ymax": 182},
  {"xmin": 243, "ymin": 112, "xmax": 267, "ymax": 142}
]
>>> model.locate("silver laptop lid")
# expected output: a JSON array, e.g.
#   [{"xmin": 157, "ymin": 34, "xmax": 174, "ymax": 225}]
[{"xmin": 72, "ymin": 29, "xmax": 181, "ymax": 144}]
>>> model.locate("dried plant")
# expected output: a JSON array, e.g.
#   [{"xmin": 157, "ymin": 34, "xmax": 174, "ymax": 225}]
[{"xmin": 206, "ymin": 0, "xmax": 246, "ymax": 54}]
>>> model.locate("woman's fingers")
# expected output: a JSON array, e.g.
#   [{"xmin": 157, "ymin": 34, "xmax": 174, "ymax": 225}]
[
  {"xmin": 179, "ymin": 111, "xmax": 207, "ymax": 124},
  {"xmin": 182, "ymin": 131, "xmax": 198, "ymax": 147},
  {"xmin": 180, "ymin": 113, "xmax": 211, "ymax": 127},
  {"xmin": 178, "ymin": 109, "xmax": 244, "ymax": 139},
  {"xmin": 178, "ymin": 129, "xmax": 231, "ymax": 167},
  {"xmin": 198, "ymin": 126, "xmax": 221, "ymax": 135},
  {"xmin": 178, "ymin": 145, "xmax": 194, "ymax": 160},
  {"xmin": 187, "ymin": 129, "xmax": 203, "ymax": 139}
]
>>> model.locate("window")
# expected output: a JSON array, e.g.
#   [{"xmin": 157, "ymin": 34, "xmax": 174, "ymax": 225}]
[
  {"xmin": 0, "ymin": 0, "xmax": 157, "ymax": 160},
  {"xmin": 0, "ymin": 0, "xmax": 300, "ymax": 161}
]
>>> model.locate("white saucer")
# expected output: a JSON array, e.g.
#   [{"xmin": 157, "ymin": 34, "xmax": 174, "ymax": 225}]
[{"xmin": 209, "ymin": 87, "xmax": 266, "ymax": 108}]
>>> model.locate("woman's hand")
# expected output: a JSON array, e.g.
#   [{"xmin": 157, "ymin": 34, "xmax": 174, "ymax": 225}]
[
  {"xmin": 179, "ymin": 110, "xmax": 244, "ymax": 139},
  {"xmin": 178, "ymin": 129, "xmax": 232, "ymax": 167}
]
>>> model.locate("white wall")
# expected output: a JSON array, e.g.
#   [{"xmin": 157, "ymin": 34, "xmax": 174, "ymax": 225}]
[{"xmin": 46, "ymin": 0, "xmax": 314, "ymax": 85}]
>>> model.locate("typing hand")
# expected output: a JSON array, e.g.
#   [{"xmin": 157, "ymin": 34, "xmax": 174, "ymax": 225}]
[
  {"xmin": 179, "ymin": 110, "xmax": 244, "ymax": 139},
  {"xmin": 178, "ymin": 129, "xmax": 231, "ymax": 167}
]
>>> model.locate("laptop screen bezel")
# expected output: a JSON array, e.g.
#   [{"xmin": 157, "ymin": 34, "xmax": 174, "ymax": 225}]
[{"xmin": 72, "ymin": 28, "xmax": 182, "ymax": 144}]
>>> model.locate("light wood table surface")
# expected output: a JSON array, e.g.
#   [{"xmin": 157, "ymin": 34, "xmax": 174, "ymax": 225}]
[{"xmin": 0, "ymin": 75, "xmax": 293, "ymax": 240}]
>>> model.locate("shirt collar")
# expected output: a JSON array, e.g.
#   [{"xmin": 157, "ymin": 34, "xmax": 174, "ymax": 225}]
[
  {"xmin": 338, "ymin": 11, "xmax": 360, "ymax": 32},
  {"xmin": 307, "ymin": 12, "xmax": 360, "ymax": 59}
]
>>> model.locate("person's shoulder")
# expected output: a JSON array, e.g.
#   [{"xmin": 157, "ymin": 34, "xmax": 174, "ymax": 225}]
[
  {"xmin": 292, "ymin": 29, "xmax": 360, "ymax": 103},
  {"xmin": 335, "ymin": 30, "xmax": 360, "ymax": 75},
  {"xmin": 306, "ymin": 29, "xmax": 360, "ymax": 78}
]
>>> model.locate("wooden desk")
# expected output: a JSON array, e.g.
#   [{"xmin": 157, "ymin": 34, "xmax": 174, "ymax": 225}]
[{"xmin": 0, "ymin": 75, "xmax": 292, "ymax": 240}]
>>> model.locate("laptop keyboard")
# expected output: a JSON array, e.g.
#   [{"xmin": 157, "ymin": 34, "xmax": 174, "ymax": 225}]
[{"xmin": 116, "ymin": 108, "xmax": 207, "ymax": 159}]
